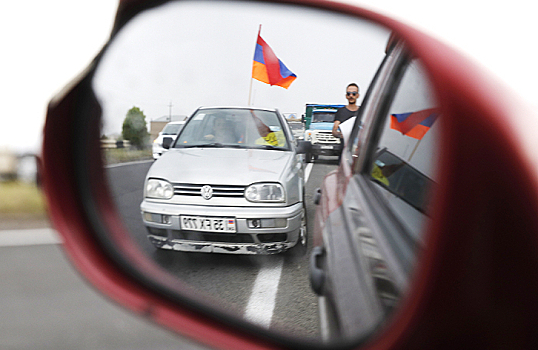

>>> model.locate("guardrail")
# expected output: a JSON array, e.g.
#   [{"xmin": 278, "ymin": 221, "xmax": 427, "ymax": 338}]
[{"xmin": 100, "ymin": 140, "xmax": 131, "ymax": 149}]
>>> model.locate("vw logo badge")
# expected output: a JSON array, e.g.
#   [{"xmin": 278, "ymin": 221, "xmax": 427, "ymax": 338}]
[{"xmin": 201, "ymin": 185, "xmax": 213, "ymax": 200}]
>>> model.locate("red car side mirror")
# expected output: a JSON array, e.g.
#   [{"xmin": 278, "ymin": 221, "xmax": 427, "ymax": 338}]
[{"xmin": 42, "ymin": 0, "xmax": 538, "ymax": 349}]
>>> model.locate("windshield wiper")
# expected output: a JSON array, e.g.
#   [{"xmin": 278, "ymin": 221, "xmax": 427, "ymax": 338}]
[
  {"xmin": 254, "ymin": 145, "xmax": 288, "ymax": 151},
  {"xmin": 222, "ymin": 144, "xmax": 248, "ymax": 149},
  {"xmin": 180, "ymin": 143, "xmax": 225, "ymax": 148},
  {"xmin": 179, "ymin": 143, "xmax": 286, "ymax": 151},
  {"xmin": 179, "ymin": 143, "xmax": 251, "ymax": 149}
]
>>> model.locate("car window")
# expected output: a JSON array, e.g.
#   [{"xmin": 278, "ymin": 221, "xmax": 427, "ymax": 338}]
[
  {"xmin": 174, "ymin": 108, "xmax": 290, "ymax": 150},
  {"xmin": 162, "ymin": 123, "xmax": 184, "ymax": 135},
  {"xmin": 368, "ymin": 59, "xmax": 439, "ymax": 240},
  {"xmin": 312, "ymin": 111, "xmax": 337, "ymax": 123}
]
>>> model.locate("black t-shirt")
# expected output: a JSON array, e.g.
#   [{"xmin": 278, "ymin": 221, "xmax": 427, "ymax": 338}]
[{"xmin": 334, "ymin": 106, "xmax": 360, "ymax": 124}]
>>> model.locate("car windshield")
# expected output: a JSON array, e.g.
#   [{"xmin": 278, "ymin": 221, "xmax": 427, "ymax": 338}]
[
  {"xmin": 174, "ymin": 108, "xmax": 290, "ymax": 150},
  {"xmin": 312, "ymin": 112, "xmax": 336, "ymax": 123},
  {"xmin": 162, "ymin": 123, "xmax": 184, "ymax": 135}
]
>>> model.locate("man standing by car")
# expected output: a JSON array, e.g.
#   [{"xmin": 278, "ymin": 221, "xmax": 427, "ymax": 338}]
[
  {"xmin": 332, "ymin": 83, "xmax": 360, "ymax": 139},
  {"xmin": 332, "ymin": 83, "xmax": 360, "ymax": 161}
]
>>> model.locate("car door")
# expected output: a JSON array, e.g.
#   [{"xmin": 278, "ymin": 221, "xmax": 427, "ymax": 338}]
[{"xmin": 311, "ymin": 41, "xmax": 440, "ymax": 342}]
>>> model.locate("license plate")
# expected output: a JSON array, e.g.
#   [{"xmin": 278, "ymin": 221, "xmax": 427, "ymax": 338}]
[
  {"xmin": 320, "ymin": 145, "xmax": 333, "ymax": 149},
  {"xmin": 180, "ymin": 216, "xmax": 236, "ymax": 233}
]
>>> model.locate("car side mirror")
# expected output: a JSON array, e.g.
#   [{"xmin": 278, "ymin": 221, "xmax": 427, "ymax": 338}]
[
  {"xmin": 41, "ymin": 0, "xmax": 538, "ymax": 349},
  {"xmin": 296, "ymin": 140, "xmax": 311, "ymax": 154},
  {"xmin": 162, "ymin": 137, "xmax": 173, "ymax": 149}
]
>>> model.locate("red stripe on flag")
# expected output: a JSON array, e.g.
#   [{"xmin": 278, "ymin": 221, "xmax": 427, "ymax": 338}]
[{"xmin": 257, "ymin": 35, "xmax": 281, "ymax": 86}]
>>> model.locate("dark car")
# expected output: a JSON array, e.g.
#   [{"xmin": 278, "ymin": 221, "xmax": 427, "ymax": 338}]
[{"xmin": 310, "ymin": 40, "xmax": 440, "ymax": 341}]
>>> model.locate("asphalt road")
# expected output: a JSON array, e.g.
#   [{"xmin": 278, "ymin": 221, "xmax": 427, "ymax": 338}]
[
  {"xmin": 0, "ymin": 229, "xmax": 208, "ymax": 350},
  {"xmin": 0, "ymin": 155, "xmax": 338, "ymax": 349}
]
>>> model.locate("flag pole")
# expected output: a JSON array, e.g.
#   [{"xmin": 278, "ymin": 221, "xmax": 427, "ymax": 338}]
[
  {"xmin": 248, "ymin": 71, "xmax": 254, "ymax": 106},
  {"xmin": 248, "ymin": 24, "xmax": 262, "ymax": 106},
  {"xmin": 408, "ymin": 138, "xmax": 422, "ymax": 162}
]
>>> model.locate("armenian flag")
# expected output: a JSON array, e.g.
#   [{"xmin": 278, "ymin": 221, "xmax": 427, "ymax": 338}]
[
  {"xmin": 252, "ymin": 33, "xmax": 296, "ymax": 89},
  {"xmin": 390, "ymin": 108, "xmax": 439, "ymax": 140}
]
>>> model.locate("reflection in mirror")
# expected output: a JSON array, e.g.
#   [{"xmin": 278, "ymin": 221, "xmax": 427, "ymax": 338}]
[
  {"xmin": 90, "ymin": 0, "xmax": 434, "ymax": 344},
  {"xmin": 370, "ymin": 58, "xmax": 438, "ymax": 239}
]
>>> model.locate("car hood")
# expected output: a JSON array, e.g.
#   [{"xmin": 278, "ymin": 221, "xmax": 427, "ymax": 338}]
[{"xmin": 147, "ymin": 147, "xmax": 295, "ymax": 185}]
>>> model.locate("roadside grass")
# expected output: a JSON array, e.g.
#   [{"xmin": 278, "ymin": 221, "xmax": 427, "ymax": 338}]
[
  {"xmin": 103, "ymin": 147, "xmax": 152, "ymax": 165},
  {"xmin": 0, "ymin": 181, "xmax": 47, "ymax": 216},
  {"xmin": 0, "ymin": 148, "xmax": 151, "ymax": 225}
]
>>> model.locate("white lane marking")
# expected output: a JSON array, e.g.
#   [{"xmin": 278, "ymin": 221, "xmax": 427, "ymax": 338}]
[
  {"xmin": 0, "ymin": 228, "xmax": 61, "ymax": 247},
  {"xmin": 318, "ymin": 296, "xmax": 330, "ymax": 342},
  {"xmin": 305, "ymin": 162, "xmax": 314, "ymax": 183},
  {"xmin": 244, "ymin": 258, "xmax": 284, "ymax": 328},
  {"xmin": 106, "ymin": 159, "xmax": 153, "ymax": 169},
  {"xmin": 243, "ymin": 161, "xmax": 315, "ymax": 328}
]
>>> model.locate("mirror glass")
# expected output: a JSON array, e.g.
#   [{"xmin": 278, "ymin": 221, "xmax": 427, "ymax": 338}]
[{"xmin": 91, "ymin": 0, "xmax": 429, "ymax": 344}]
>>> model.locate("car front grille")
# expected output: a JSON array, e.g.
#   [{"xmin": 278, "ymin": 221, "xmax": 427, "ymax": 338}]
[
  {"xmin": 313, "ymin": 131, "xmax": 340, "ymax": 143},
  {"xmin": 172, "ymin": 183, "xmax": 246, "ymax": 198}
]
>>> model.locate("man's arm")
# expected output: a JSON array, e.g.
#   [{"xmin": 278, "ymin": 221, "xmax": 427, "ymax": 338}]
[{"xmin": 332, "ymin": 120, "xmax": 342, "ymax": 138}]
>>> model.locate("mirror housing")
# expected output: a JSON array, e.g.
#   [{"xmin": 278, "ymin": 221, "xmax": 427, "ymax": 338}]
[
  {"xmin": 41, "ymin": 0, "xmax": 538, "ymax": 349},
  {"xmin": 296, "ymin": 140, "xmax": 311, "ymax": 154},
  {"xmin": 162, "ymin": 137, "xmax": 173, "ymax": 150}
]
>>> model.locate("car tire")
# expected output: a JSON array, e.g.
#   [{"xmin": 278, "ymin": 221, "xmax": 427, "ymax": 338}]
[{"xmin": 305, "ymin": 152, "xmax": 312, "ymax": 163}]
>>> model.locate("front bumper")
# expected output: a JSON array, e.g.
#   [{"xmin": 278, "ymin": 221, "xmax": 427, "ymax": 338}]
[
  {"xmin": 140, "ymin": 201, "xmax": 303, "ymax": 254},
  {"xmin": 311, "ymin": 143, "xmax": 342, "ymax": 156}
]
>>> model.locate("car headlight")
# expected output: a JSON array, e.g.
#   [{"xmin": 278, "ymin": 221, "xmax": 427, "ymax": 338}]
[
  {"xmin": 304, "ymin": 131, "xmax": 312, "ymax": 141},
  {"xmin": 245, "ymin": 183, "xmax": 285, "ymax": 203},
  {"xmin": 146, "ymin": 179, "xmax": 174, "ymax": 199}
]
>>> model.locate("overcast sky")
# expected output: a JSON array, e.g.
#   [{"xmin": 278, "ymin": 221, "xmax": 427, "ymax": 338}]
[
  {"xmin": 3, "ymin": 0, "xmax": 537, "ymax": 153},
  {"xmin": 92, "ymin": 1, "xmax": 390, "ymax": 137}
]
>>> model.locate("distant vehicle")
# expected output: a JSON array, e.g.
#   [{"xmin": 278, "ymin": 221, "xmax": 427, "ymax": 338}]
[
  {"xmin": 288, "ymin": 121, "xmax": 304, "ymax": 141},
  {"xmin": 152, "ymin": 120, "xmax": 186, "ymax": 160},
  {"xmin": 302, "ymin": 104, "xmax": 343, "ymax": 162},
  {"xmin": 140, "ymin": 106, "xmax": 310, "ymax": 254}
]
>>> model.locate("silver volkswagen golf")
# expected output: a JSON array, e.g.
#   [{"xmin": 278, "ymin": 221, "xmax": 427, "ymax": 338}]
[{"xmin": 140, "ymin": 107, "xmax": 309, "ymax": 254}]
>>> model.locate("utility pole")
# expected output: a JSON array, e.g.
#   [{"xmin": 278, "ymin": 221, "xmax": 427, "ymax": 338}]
[{"xmin": 168, "ymin": 101, "xmax": 173, "ymax": 121}]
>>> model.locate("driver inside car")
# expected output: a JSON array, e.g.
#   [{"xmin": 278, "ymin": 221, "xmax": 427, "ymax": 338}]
[{"xmin": 203, "ymin": 115, "xmax": 240, "ymax": 143}]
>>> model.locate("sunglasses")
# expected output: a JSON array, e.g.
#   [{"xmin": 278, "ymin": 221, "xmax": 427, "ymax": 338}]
[{"xmin": 346, "ymin": 91, "xmax": 358, "ymax": 96}]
